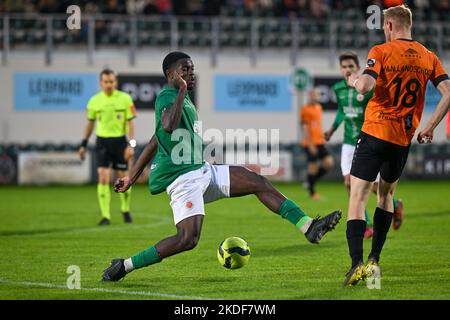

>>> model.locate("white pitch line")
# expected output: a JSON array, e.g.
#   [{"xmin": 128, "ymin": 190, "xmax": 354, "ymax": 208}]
[{"xmin": 0, "ymin": 279, "xmax": 219, "ymax": 300}]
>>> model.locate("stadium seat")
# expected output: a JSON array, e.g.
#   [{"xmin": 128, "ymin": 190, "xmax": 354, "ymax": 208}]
[
  {"xmin": 178, "ymin": 20, "xmax": 194, "ymax": 32},
  {"xmin": 6, "ymin": 144, "xmax": 21, "ymax": 157},
  {"xmin": 220, "ymin": 33, "xmax": 232, "ymax": 47},
  {"xmin": 356, "ymin": 35, "xmax": 368, "ymax": 48},
  {"xmin": 299, "ymin": 33, "xmax": 309, "ymax": 47},
  {"xmin": 277, "ymin": 34, "xmax": 292, "ymax": 47},
  {"xmin": 10, "ymin": 19, "xmax": 25, "ymax": 30},
  {"xmin": 443, "ymin": 37, "xmax": 450, "ymax": 49},
  {"xmin": 279, "ymin": 22, "xmax": 291, "ymax": 34},
  {"xmin": 157, "ymin": 34, "xmax": 170, "ymax": 46},
  {"xmin": 197, "ymin": 35, "xmax": 211, "ymax": 47},
  {"xmin": 41, "ymin": 143, "xmax": 58, "ymax": 151},
  {"xmin": 238, "ymin": 20, "xmax": 251, "ymax": 32},
  {"xmin": 59, "ymin": 143, "xmax": 78, "ymax": 151},
  {"xmin": 220, "ymin": 19, "xmax": 233, "ymax": 32},
  {"xmin": 52, "ymin": 19, "xmax": 65, "ymax": 30},
  {"xmin": 31, "ymin": 19, "xmax": 46, "ymax": 31},
  {"xmin": 260, "ymin": 34, "xmax": 277, "ymax": 47},
  {"xmin": 52, "ymin": 30, "xmax": 66, "ymax": 44},
  {"xmin": 98, "ymin": 33, "xmax": 111, "ymax": 45},
  {"xmin": 21, "ymin": 143, "xmax": 39, "ymax": 151}
]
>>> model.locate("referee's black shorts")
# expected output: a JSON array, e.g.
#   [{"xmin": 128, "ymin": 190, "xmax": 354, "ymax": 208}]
[
  {"xmin": 350, "ymin": 132, "xmax": 410, "ymax": 183},
  {"xmin": 96, "ymin": 136, "xmax": 128, "ymax": 170}
]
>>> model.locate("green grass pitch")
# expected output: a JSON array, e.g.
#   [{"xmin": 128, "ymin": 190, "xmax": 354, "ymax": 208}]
[{"xmin": 0, "ymin": 181, "xmax": 449, "ymax": 300}]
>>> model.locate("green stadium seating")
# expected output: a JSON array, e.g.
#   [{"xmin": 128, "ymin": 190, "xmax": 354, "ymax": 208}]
[{"xmin": 1, "ymin": 14, "xmax": 448, "ymax": 51}]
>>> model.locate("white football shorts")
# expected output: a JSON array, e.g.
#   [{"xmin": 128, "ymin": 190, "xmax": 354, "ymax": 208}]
[{"xmin": 166, "ymin": 162, "xmax": 230, "ymax": 225}]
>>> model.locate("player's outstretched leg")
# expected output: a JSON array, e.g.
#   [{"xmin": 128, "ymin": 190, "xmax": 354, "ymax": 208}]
[
  {"xmin": 102, "ymin": 215, "xmax": 203, "ymax": 281},
  {"xmin": 229, "ymin": 166, "xmax": 342, "ymax": 244}
]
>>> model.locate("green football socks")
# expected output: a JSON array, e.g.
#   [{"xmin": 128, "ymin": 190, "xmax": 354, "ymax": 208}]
[
  {"xmin": 97, "ymin": 184, "xmax": 111, "ymax": 220},
  {"xmin": 119, "ymin": 187, "xmax": 132, "ymax": 213},
  {"xmin": 393, "ymin": 198, "xmax": 399, "ymax": 210},
  {"xmin": 130, "ymin": 245, "xmax": 162, "ymax": 270},
  {"xmin": 279, "ymin": 199, "xmax": 312, "ymax": 233},
  {"xmin": 365, "ymin": 209, "xmax": 373, "ymax": 227}
]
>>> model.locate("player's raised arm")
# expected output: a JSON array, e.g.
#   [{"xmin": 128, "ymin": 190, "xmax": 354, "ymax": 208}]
[
  {"xmin": 115, "ymin": 134, "xmax": 157, "ymax": 193},
  {"xmin": 417, "ymin": 79, "xmax": 450, "ymax": 144},
  {"xmin": 446, "ymin": 111, "xmax": 450, "ymax": 140},
  {"xmin": 161, "ymin": 65, "xmax": 188, "ymax": 133},
  {"xmin": 347, "ymin": 73, "xmax": 376, "ymax": 94},
  {"xmin": 325, "ymin": 100, "xmax": 345, "ymax": 141},
  {"xmin": 348, "ymin": 46, "xmax": 382, "ymax": 94}
]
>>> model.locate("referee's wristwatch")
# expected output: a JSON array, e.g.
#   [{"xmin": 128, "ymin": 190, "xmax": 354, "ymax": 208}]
[{"xmin": 128, "ymin": 139, "xmax": 137, "ymax": 148}]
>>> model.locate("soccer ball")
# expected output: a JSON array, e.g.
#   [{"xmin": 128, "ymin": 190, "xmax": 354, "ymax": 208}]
[{"xmin": 217, "ymin": 237, "xmax": 251, "ymax": 269}]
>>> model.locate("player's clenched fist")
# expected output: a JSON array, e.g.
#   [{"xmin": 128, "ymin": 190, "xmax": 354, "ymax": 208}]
[
  {"xmin": 171, "ymin": 66, "xmax": 187, "ymax": 91},
  {"xmin": 347, "ymin": 72, "xmax": 360, "ymax": 87},
  {"xmin": 417, "ymin": 129, "xmax": 433, "ymax": 144},
  {"xmin": 324, "ymin": 128, "xmax": 334, "ymax": 142},
  {"xmin": 115, "ymin": 176, "xmax": 132, "ymax": 193},
  {"xmin": 79, "ymin": 146, "xmax": 86, "ymax": 161}
]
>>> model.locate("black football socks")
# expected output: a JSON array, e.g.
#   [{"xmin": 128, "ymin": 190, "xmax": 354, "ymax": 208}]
[
  {"xmin": 346, "ymin": 219, "xmax": 367, "ymax": 267},
  {"xmin": 368, "ymin": 207, "xmax": 394, "ymax": 262}
]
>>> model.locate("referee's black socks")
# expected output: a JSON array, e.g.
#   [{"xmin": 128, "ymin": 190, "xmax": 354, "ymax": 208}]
[
  {"xmin": 369, "ymin": 207, "xmax": 393, "ymax": 262},
  {"xmin": 346, "ymin": 219, "xmax": 366, "ymax": 267}
]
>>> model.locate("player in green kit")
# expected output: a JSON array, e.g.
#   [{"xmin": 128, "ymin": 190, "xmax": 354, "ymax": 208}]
[
  {"xmin": 79, "ymin": 69, "xmax": 137, "ymax": 226},
  {"xmin": 324, "ymin": 52, "xmax": 404, "ymax": 238},
  {"xmin": 102, "ymin": 52, "xmax": 342, "ymax": 281}
]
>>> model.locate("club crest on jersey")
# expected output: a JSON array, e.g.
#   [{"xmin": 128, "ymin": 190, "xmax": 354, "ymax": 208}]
[
  {"xmin": 357, "ymin": 94, "xmax": 364, "ymax": 102},
  {"xmin": 186, "ymin": 201, "xmax": 193, "ymax": 209},
  {"xmin": 366, "ymin": 59, "xmax": 376, "ymax": 67}
]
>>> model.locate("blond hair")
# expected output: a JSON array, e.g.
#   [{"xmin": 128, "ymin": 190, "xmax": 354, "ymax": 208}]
[{"xmin": 383, "ymin": 4, "xmax": 412, "ymax": 28}]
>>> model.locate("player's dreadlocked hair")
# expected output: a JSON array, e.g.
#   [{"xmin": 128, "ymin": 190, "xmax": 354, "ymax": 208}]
[{"xmin": 162, "ymin": 51, "xmax": 191, "ymax": 78}]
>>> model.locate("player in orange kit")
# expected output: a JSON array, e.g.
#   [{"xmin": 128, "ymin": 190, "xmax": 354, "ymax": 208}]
[
  {"xmin": 342, "ymin": 4, "xmax": 450, "ymax": 285},
  {"xmin": 300, "ymin": 88, "xmax": 334, "ymax": 200}
]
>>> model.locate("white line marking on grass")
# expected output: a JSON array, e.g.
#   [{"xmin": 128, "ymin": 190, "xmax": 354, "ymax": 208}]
[{"xmin": 0, "ymin": 279, "xmax": 219, "ymax": 300}]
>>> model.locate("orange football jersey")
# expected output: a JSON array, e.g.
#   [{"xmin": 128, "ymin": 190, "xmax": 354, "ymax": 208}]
[
  {"xmin": 362, "ymin": 39, "xmax": 449, "ymax": 146},
  {"xmin": 300, "ymin": 103, "xmax": 325, "ymax": 147}
]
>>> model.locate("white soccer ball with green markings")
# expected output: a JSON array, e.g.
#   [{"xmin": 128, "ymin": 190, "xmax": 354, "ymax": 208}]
[{"xmin": 217, "ymin": 237, "xmax": 251, "ymax": 269}]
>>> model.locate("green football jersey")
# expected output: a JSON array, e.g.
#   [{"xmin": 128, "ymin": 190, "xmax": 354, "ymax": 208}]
[
  {"xmin": 332, "ymin": 80, "xmax": 373, "ymax": 146},
  {"xmin": 149, "ymin": 86, "xmax": 204, "ymax": 195},
  {"xmin": 87, "ymin": 90, "xmax": 136, "ymax": 138}
]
